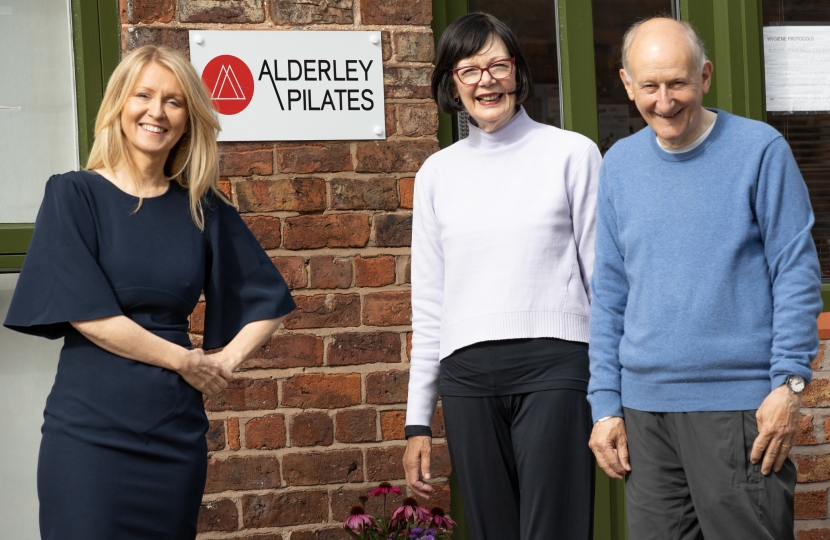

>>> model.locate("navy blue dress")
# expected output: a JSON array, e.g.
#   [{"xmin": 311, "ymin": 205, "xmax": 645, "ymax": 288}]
[{"xmin": 3, "ymin": 170, "xmax": 295, "ymax": 539}]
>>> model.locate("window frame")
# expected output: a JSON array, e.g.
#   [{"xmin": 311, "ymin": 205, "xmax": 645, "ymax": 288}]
[{"xmin": 0, "ymin": 0, "xmax": 120, "ymax": 273}]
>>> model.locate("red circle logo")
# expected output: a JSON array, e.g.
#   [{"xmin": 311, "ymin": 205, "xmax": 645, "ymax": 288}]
[{"xmin": 201, "ymin": 55, "xmax": 254, "ymax": 115}]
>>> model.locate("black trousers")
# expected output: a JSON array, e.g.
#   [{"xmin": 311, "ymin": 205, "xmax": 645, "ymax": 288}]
[
  {"xmin": 625, "ymin": 408, "xmax": 796, "ymax": 540},
  {"xmin": 442, "ymin": 389, "xmax": 595, "ymax": 540}
]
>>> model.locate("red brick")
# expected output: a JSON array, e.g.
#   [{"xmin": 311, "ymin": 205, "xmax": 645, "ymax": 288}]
[
  {"xmin": 219, "ymin": 146, "xmax": 273, "ymax": 176},
  {"xmin": 228, "ymin": 417, "xmax": 241, "ymax": 451},
  {"xmin": 245, "ymin": 414, "xmax": 287, "ymax": 450},
  {"xmin": 284, "ymin": 215, "xmax": 370, "ymax": 249},
  {"xmin": 204, "ymin": 378, "xmax": 279, "ymax": 411},
  {"xmin": 220, "ymin": 535, "xmax": 282, "ymax": 540},
  {"xmin": 366, "ymin": 444, "xmax": 451, "ymax": 482},
  {"xmin": 329, "ymin": 178, "xmax": 398, "ymax": 210},
  {"xmin": 242, "ymin": 215, "xmax": 281, "ymax": 250},
  {"xmin": 189, "ymin": 301, "xmax": 205, "ymax": 334},
  {"xmin": 328, "ymin": 332, "xmax": 401, "ymax": 366},
  {"xmin": 270, "ymin": 0, "xmax": 353, "ymax": 24},
  {"xmin": 127, "ymin": 0, "xmax": 175, "ymax": 23},
  {"xmin": 277, "ymin": 144, "xmax": 352, "ymax": 173},
  {"xmin": 366, "ymin": 446, "xmax": 405, "ymax": 481},
  {"xmin": 271, "ymin": 256, "xmax": 308, "ymax": 290},
  {"xmin": 283, "ymin": 294, "xmax": 361, "ymax": 330},
  {"xmin": 363, "ymin": 291, "xmax": 411, "ymax": 326},
  {"xmin": 394, "ymin": 31, "xmax": 435, "ymax": 62},
  {"xmin": 798, "ymin": 414, "xmax": 818, "ymax": 445},
  {"xmin": 796, "ymin": 490, "xmax": 827, "ymax": 519},
  {"xmin": 814, "ymin": 343, "xmax": 826, "ymax": 370},
  {"xmin": 406, "ymin": 332, "xmax": 412, "ymax": 359},
  {"xmin": 380, "ymin": 410, "xmax": 405, "ymax": 440},
  {"xmin": 366, "ymin": 370, "xmax": 409, "ymax": 404},
  {"xmin": 360, "ymin": 0, "xmax": 431, "ymax": 25},
  {"xmin": 197, "ymin": 499, "xmax": 238, "ymax": 532},
  {"xmin": 205, "ymin": 456, "xmax": 281, "ymax": 493},
  {"xmin": 218, "ymin": 179, "xmax": 232, "ymax": 199},
  {"xmin": 243, "ymin": 333, "xmax": 323, "ymax": 370},
  {"xmin": 335, "ymin": 408, "xmax": 377, "ymax": 443},
  {"xmin": 291, "ymin": 411, "xmax": 334, "ymax": 447},
  {"xmin": 242, "ymin": 491, "xmax": 328, "ymax": 528},
  {"xmin": 797, "ymin": 455, "xmax": 830, "ymax": 482},
  {"xmin": 290, "ymin": 528, "xmax": 347, "ymax": 540},
  {"xmin": 206, "ymin": 419, "xmax": 225, "ymax": 452},
  {"xmin": 309, "ymin": 256, "xmax": 353, "ymax": 289},
  {"xmin": 354, "ymin": 255, "xmax": 396, "ymax": 287},
  {"xmin": 800, "ymin": 530, "xmax": 830, "ymax": 540},
  {"xmin": 398, "ymin": 178, "xmax": 414, "ymax": 209},
  {"xmin": 178, "ymin": 0, "xmax": 264, "ymax": 22},
  {"xmin": 398, "ymin": 104, "xmax": 439, "ymax": 137},
  {"xmin": 355, "ymin": 140, "xmax": 438, "ymax": 173},
  {"xmin": 373, "ymin": 213, "xmax": 412, "ymax": 247},
  {"xmin": 401, "ymin": 256, "xmax": 411, "ymax": 284},
  {"xmin": 431, "ymin": 406, "xmax": 446, "ymax": 438},
  {"xmin": 237, "ymin": 178, "xmax": 327, "ymax": 212},
  {"xmin": 386, "ymin": 104, "xmax": 398, "ymax": 136},
  {"xmin": 383, "ymin": 67, "xmax": 433, "ymax": 99},
  {"xmin": 803, "ymin": 379, "xmax": 830, "ymax": 407},
  {"xmin": 123, "ymin": 27, "xmax": 190, "ymax": 59},
  {"xmin": 330, "ymin": 486, "xmax": 405, "ymax": 520},
  {"xmin": 282, "ymin": 373, "xmax": 362, "ymax": 409},
  {"xmin": 283, "ymin": 449, "xmax": 363, "ymax": 486}
]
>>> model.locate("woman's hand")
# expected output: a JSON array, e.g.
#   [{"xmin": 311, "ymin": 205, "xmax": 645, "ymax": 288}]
[
  {"xmin": 176, "ymin": 348, "xmax": 233, "ymax": 396},
  {"xmin": 403, "ymin": 435, "xmax": 435, "ymax": 499}
]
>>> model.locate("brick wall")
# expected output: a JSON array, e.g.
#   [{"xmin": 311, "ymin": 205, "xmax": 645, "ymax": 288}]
[
  {"xmin": 796, "ymin": 339, "xmax": 830, "ymax": 539},
  {"xmin": 119, "ymin": 1, "xmax": 445, "ymax": 538}
]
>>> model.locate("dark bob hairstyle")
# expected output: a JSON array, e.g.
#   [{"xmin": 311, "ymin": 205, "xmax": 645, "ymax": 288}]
[{"xmin": 432, "ymin": 12, "xmax": 532, "ymax": 115}]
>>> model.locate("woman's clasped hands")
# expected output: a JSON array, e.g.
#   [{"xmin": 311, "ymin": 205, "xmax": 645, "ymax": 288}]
[{"xmin": 175, "ymin": 348, "xmax": 234, "ymax": 397}]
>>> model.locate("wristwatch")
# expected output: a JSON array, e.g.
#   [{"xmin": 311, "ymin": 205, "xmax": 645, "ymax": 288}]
[{"xmin": 785, "ymin": 375, "xmax": 806, "ymax": 394}]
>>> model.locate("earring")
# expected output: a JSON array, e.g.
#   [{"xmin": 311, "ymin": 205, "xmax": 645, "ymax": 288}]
[{"xmin": 453, "ymin": 97, "xmax": 461, "ymax": 104}]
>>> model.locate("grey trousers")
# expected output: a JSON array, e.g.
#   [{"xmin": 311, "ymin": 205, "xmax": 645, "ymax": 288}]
[
  {"xmin": 624, "ymin": 408, "xmax": 796, "ymax": 540},
  {"xmin": 442, "ymin": 390, "xmax": 594, "ymax": 540}
]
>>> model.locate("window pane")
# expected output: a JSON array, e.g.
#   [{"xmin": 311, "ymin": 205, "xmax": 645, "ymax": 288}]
[
  {"xmin": 592, "ymin": 0, "xmax": 676, "ymax": 154},
  {"xmin": 466, "ymin": 0, "xmax": 561, "ymax": 127},
  {"xmin": 0, "ymin": 0, "xmax": 78, "ymax": 223},
  {"xmin": 762, "ymin": 1, "xmax": 830, "ymax": 278}
]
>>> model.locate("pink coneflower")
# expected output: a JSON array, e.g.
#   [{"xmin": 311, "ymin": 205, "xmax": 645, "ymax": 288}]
[
  {"xmin": 430, "ymin": 507, "xmax": 457, "ymax": 530},
  {"xmin": 369, "ymin": 482, "xmax": 402, "ymax": 497},
  {"xmin": 343, "ymin": 505, "xmax": 374, "ymax": 531},
  {"xmin": 391, "ymin": 497, "xmax": 431, "ymax": 524}
]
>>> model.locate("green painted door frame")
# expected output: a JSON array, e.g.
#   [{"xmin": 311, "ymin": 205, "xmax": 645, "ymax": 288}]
[{"xmin": 0, "ymin": 0, "xmax": 119, "ymax": 273}]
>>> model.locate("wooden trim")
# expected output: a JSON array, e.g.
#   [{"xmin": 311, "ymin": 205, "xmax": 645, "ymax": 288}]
[{"xmin": 556, "ymin": 0, "xmax": 599, "ymax": 142}]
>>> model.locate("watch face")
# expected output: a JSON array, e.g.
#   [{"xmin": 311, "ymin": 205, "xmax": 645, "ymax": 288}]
[{"xmin": 789, "ymin": 377, "xmax": 806, "ymax": 392}]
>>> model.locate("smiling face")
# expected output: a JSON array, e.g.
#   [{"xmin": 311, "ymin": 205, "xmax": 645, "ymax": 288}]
[
  {"xmin": 621, "ymin": 19, "xmax": 713, "ymax": 149},
  {"xmin": 120, "ymin": 62, "xmax": 188, "ymax": 163},
  {"xmin": 453, "ymin": 35, "xmax": 517, "ymax": 132}
]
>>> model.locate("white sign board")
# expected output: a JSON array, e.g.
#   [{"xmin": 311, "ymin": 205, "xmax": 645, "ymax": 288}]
[
  {"xmin": 764, "ymin": 26, "xmax": 830, "ymax": 112},
  {"xmin": 189, "ymin": 31, "xmax": 386, "ymax": 141}
]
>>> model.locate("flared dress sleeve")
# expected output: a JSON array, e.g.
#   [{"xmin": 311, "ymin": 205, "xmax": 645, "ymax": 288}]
[
  {"xmin": 202, "ymin": 195, "xmax": 295, "ymax": 350},
  {"xmin": 3, "ymin": 174, "xmax": 123, "ymax": 339}
]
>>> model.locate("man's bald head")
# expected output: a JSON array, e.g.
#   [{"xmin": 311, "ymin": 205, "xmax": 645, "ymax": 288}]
[{"xmin": 622, "ymin": 17, "xmax": 707, "ymax": 82}]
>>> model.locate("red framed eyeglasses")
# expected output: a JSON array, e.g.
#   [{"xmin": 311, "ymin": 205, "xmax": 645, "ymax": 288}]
[{"xmin": 450, "ymin": 57, "xmax": 516, "ymax": 85}]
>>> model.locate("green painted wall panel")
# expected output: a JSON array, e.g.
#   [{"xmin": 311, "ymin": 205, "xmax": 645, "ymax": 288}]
[{"xmin": 556, "ymin": 0, "xmax": 599, "ymax": 142}]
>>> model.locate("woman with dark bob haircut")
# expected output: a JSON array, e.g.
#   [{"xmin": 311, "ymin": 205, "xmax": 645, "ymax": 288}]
[{"xmin": 402, "ymin": 12, "xmax": 601, "ymax": 539}]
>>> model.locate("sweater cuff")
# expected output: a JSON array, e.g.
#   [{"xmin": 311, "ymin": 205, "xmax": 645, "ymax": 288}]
[
  {"xmin": 588, "ymin": 390, "xmax": 624, "ymax": 423},
  {"xmin": 405, "ymin": 425, "xmax": 432, "ymax": 438}
]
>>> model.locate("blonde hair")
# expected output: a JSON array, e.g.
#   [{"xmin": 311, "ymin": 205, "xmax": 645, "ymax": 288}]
[{"xmin": 86, "ymin": 45, "xmax": 224, "ymax": 229}]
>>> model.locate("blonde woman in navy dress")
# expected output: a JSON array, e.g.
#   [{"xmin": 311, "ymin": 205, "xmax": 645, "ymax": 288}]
[{"xmin": 3, "ymin": 45, "xmax": 295, "ymax": 539}]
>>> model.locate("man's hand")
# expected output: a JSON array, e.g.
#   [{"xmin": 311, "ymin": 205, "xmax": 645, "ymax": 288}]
[
  {"xmin": 589, "ymin": 417, "xmax": 631, "ymax": 480},
  {"xmin": 751, "ymin": 385, "xmax": 801, "ymax": 475},
  {"xmin": 403, "ymin": 436, "xmax": 434, "ymax": 499}
]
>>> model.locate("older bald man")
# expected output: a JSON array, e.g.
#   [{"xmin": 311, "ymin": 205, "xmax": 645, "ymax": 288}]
[{"xmin": 587, "ymin": 17, "xmax": 822, "ymax": 540}]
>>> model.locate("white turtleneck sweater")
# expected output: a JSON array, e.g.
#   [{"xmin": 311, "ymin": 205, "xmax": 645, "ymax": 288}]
[{"xmin": 405, "ymin": 107, "xmax": 602, "ymax": 428}]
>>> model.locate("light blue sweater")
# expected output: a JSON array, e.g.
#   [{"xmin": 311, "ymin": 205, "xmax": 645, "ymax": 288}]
[{"xmin": 587, "ymin": 110, "xmax": 822, "ymax": 422}]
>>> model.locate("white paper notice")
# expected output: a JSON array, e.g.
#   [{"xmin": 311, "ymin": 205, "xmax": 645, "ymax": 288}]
[{"xmin": 764, "ymin": 26, "xmax": 830, "ymax": 112}]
